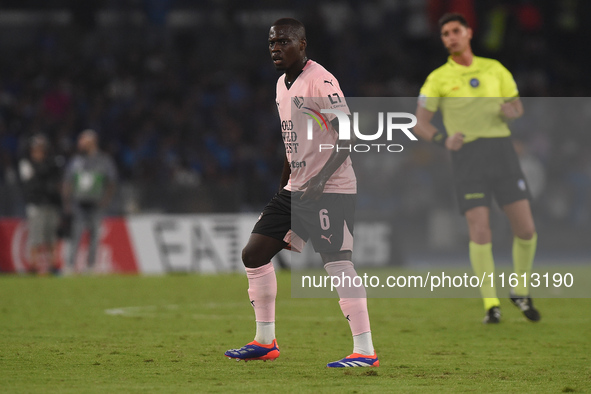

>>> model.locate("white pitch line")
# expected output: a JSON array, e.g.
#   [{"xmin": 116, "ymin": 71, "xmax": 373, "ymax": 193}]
[{"xmin": 105, "ymin": 304, "xmax": 345, "ymax": 321}]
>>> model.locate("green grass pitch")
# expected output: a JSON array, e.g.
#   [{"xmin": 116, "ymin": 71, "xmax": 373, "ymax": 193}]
[{"xmin": 1, "ymin": 271, "xmax": 590, "ymax": 393}]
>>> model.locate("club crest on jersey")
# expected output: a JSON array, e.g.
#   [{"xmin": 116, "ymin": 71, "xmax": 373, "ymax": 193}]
[
  {"xmin": 293, "ymin": 96, "xmax": 304, "ymax": 109},
  {"xmin": 470, "ymin": 78, "xmax": 480, "ymax": 88}
]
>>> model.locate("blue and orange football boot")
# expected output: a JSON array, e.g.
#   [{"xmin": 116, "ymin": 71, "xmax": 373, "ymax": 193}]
[
  {"xmin": 326, "ymin": 352, "xmax": 379, "ymax": 368},
  {"xmin": 224, "ymin": 339, "xmax": 280, "ymax": 362}
]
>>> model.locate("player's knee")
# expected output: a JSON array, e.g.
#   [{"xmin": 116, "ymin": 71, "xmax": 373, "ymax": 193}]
[
  {"xmin": 516, "ymin": 226, "xmax": 536, "ymax": 240},
  {"xmin": 241, "ymin": 246, "xmax": 264, "ymax": 269},
  {"xmin": 241, "ymin": 247, "xmax": 253, "ymax": 267},
  {"xmin": 470, "ymin": 225, "xmax": 492, "ymax": 244}
]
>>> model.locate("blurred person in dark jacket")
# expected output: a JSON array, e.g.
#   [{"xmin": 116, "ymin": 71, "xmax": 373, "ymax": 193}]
[{"xmin": 18, "ymin": 134, "xmax": 63, "ymax": 275}]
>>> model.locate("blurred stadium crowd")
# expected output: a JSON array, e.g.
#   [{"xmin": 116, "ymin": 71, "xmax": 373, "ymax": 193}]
[{"xmin": 0, "ymin": 0, "xmax": 589, "ymax": 239}]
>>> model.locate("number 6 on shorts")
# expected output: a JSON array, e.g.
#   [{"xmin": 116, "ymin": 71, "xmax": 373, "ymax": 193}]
[{"xmin": 319, "ymin": 209, "xmax": 330, "ymax": 230}]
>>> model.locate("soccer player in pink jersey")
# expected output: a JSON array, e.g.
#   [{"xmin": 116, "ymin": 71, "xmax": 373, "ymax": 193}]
[{"xmin": 224, "ymin": 18, "xmax": 378, "ymax": 368}]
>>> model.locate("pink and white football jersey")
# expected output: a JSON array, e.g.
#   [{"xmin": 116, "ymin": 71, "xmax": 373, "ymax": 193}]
[{"xmin": 276, "ymin": 60, "xmax": 356, "ymax": 194}]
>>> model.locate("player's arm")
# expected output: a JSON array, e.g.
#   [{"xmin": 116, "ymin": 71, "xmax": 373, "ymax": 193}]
[
  {"xmin": 298, "ymin": 118, "xmax": 355, "ymax": 200},
  {"xmin": 414, "ymin": 104, "xmax": 463, "ymax": 151},
  {"xmin": 500, "ymin": 97, "xmax": 524, "ymax": 120},
  {"xmin": 279, "ymin": 155, "xmax": 290, "ymax": 191},
  {"xmin": 413, "ymin": 105, "xmax": 438, "ymax": 141}
]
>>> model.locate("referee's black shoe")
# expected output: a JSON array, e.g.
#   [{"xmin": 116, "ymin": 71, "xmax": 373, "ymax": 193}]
[
  {"xmin": 483, "ymin": 306, "xmax": 501, "ymax": 324},
  {"xmin": 510, "ymin": 292, "xmax": 541, "ymax": 322}
]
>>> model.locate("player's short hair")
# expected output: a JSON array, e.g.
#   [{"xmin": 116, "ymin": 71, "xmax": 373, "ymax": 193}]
[
  {"xmin": 272, "ymin": 18, "xmax": 306, "ymax": 40},
  {"xmin": 438, "ymin": 13, "xmax": 469, "ymax": 29}
]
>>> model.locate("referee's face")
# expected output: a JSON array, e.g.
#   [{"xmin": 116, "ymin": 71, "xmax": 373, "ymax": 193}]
[
  {"xmin": 269, "ymin": 26, "xmax": 305, "ymax": 72},
  {"xmin": 441, "ymin": 21, "xmax": 472, "ymax": 55}
]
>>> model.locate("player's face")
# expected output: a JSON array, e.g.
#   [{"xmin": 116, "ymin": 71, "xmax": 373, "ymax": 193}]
[
  {"xmin": 441, "ymin": 21, "xmax": 472, "ymax": 55},
  {"xmin": 268, "ymin": 26, "xmax": 305, "ymax": 72},
  {"xmin": 78, "ymin": 135, "xmax": 95, "ymax": 154}
]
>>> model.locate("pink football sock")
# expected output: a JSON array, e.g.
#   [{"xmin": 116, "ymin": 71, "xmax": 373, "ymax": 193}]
[
  {"xmin": 245, "ymin": 262, "xmax": 277, "ymax": 323},
  {"xmin": 324, "ymin": 260, "xmax": 371, "ymax": 336}
]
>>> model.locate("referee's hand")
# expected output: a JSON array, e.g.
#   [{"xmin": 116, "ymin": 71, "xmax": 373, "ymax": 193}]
[{"xmin": 445, "ymin": 132, "xmax": 464, "ymax": 151}]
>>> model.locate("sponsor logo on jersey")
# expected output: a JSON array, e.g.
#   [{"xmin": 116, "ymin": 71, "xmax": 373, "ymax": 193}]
[{"xmin": 289, "ymin": 160, "xmax": 306, "ymax": 168}]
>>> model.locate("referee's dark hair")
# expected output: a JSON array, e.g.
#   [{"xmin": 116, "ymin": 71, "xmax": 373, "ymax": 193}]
[{"xmin": 438, "ymin": 13, "xmax": 470, "ymax": 29}]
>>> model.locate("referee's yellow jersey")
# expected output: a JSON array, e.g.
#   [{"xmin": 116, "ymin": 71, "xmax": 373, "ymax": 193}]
[{"xmin": 419, "ymin": 56, "xmax": 519, "ymax": 143}]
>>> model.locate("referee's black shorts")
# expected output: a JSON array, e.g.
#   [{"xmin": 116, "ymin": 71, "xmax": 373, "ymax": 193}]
[{"xmin": 451, "ymin": 137, "xmax": 531, "ymax": 214}]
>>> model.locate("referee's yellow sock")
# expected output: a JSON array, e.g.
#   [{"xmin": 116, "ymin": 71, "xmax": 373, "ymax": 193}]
[
  {"xmin": 469, "ymin": 241, "xmax": 500, "ymax": 311},
  {"xmin": 512, "ymin": 233, "xmax": 537, "ymax": 297}
]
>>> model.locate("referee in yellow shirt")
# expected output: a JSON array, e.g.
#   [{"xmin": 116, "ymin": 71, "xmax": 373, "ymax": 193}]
[{"xmin": 414, "ymin": 13, "xmax": 540, "ymax": 324}]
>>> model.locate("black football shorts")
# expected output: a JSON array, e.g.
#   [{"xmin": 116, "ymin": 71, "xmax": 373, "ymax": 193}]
[
  {"xmin": 451, "ymin": 137, "xmax": 531, "ymax": 214},
  {"xmin": 252, "ymin": 188, "xmax": 356, "ymax": 253}
]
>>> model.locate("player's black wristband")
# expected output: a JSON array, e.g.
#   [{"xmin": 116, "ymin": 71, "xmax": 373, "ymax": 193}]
[{"xmin": 431, "ymin": 130, "xmax": 448, "ymax": 147}]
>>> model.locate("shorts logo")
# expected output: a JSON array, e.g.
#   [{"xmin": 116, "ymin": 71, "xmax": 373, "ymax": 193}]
[
  {"xmin": 321, "ymin": 234, "xmax": 333, "ymax": 244},
  {"xmin": 517, "ymin": 179, "xmax": 527, "ymax": 191},
  {"xmin": 470, "ymin": 78, "xmax": 480, "ymax": 88},
  {"xmin": 465, "ymin": 193, "xmax": 485, "ymax": 200}
]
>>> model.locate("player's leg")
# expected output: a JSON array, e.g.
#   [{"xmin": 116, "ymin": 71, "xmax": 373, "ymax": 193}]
[
  {"xmin": 224, "ymin": 234, "xmax": 284, "ymax": 362},
  {"xmin": 242, "ymin": 233, "xmax": 287, "ymax": 269},
  {"xmin": 86, "ymin": 208, "xmax": 103, "ymax": 271},
  {"xmin": 225, "ymin": 191, "xmax": 291, "ymax": 362},
  {"xmin": 47, "ymin": 207, "xmax": 61, "ymax": 275},
  {"xmin": 465, "ymin": 206, "xmax": 501, "ymax": 323},
  {"xmin": 302, "ymin": 193, "xmax": 377, "ymax": 367},
  {"xmin": 321, "ymin": 251, "xmax": 373, "ymax": 356},
  {"xmin": 29, "ymin": 245, "xmax": 42, "ymax": 274},
  {"xmin": 26, "ymin": 205, "xmax": 42, "ymax": 274},
  {"xmin": 68, "ymin": 209, "xmax": 85, "ymax": 273},
  {"xmin": 40, "ymin": 206, "xmax": 59, "ymax": 275},
  {"xmin": 503, "ymin": 198, "xmax": 537, "ymax": 293},
  {"xmin": 243, "ymin": 233, "xmax": 285, "ymax": 343},
  {"xmin": 493, "ymin": 137, "xmax": 540, "ymax": 321},
  {"xmin": 502, "ymin": 199, "xmax": 540, "ymax": 321},
  {"xmin": 322, "ymin": 251, "xmax": 378, "ymax": 368},
  {"xmin": 452, "ymin": 140, "xmax": 500, "ymax": 322}
]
